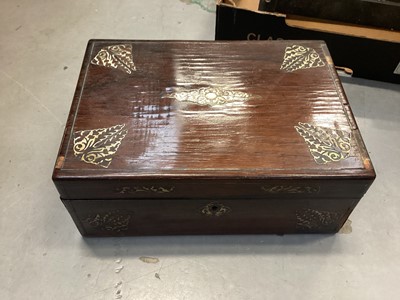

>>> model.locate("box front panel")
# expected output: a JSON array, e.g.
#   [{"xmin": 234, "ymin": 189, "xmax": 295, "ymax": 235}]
[{"xmin": 63, "ymin": 197, "xmax": 359, "ymax": 236}]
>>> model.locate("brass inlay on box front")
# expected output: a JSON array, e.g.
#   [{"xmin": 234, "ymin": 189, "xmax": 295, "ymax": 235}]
[
  {"xmin": 73, "ymin": 124, "xmax": 128, "ymax": 168},
  {"xmin": 91, "ymin": 44, "xmax": 136, "ymax": 74},
  {"xmin": 84, "ymin": 210, "xmax": 132, "ymax": 232},
  {"xmin": 262, "ymin": 185, "xmax": 319, "ymax": 194},
  {"xmin": 295, "ymin": 122, "xmax": 352, "ymax": 164},
  {"xmin": 281, "ymin": 45, "xmax": 325, "ymax": 72},
  {"xmin": 201, "ymin": 202, "xmax": 231, "ymax": 217},
  {"xmin": 116, "ymin": 186, "xmax": 175, "ymax": 194},
  {"xmin": 296, "ymin": 209, "xmax": 340, "ymax": 230},
  {"xmin": 166, "ymin": 87, "xmax": 250, "ymax": 106}
]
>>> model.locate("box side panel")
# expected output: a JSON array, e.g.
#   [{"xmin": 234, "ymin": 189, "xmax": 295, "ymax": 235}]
[
  {"xmin": 66, "ymin": 197, "xmax": 360, "ymax": 236},
  {"xmin": 215, "ymin": 5, "xmax": 400, "ymax": 83},
  {"xmin": 61, "ymin": 199, "xmax": 87, "ymax": 236}
]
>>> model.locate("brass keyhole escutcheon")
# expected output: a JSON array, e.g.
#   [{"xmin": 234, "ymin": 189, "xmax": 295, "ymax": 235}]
[
  {"xmin": 201, "ymin": 202, "xmax": 231, "ymax": 217},
  {"xmin": 211, "ymin": 205, "xmax": 219, "ymax": 212}
]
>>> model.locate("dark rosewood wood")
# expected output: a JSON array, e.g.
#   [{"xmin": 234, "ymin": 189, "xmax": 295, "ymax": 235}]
[{"xmin": 53, "ymin": 40, "xmax": 375, "ymax": 236}]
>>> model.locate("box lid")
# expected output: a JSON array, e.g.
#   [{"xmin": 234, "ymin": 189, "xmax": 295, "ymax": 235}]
[{"xmin": 52, "ymin": 40, "xmax": 375, "ymax": 200}]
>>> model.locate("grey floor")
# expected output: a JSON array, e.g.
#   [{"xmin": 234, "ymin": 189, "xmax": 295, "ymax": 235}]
[{"xmin": 1, "ymin": 1, "xmax": 399, "ymax": 299}]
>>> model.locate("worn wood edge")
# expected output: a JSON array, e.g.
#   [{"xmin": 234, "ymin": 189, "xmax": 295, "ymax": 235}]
[
  {"xmin": 52, "ymin": 40, "xmax": 95, "ymax": 181},
  {"xmin": 53, "ymin": 170, "xmax": 376, "ymax": 180},
  {"xmin": 321, "ymin": 43, "xmax": 375, "ymax": 178},
  {"xmin": 55, "ymin": 156, "xmax": 65, "ymax": 169},
  {"xmin": 62, "ymin": 40, "xmax": 96, "ymax": 166}
]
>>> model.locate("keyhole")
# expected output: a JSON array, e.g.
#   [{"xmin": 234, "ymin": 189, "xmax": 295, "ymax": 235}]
[{"xmin": 211, "ymin": 205, "xmax": 219, "ymax": 212}]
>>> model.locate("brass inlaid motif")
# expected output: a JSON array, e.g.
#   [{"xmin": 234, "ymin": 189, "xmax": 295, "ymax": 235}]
[
  {"xmin": 84, "ymin": 210, "xmax": 132, "ymax": 232},
  {"xmin": 73, "ymin": 124, "xmax": 128, "ymax": 168},
  {"xmin": 91, "ymin": 44, "xmax": 136, "ymax": 74},
  {"xmin": 165, "ymin": 87, "xmax": 250, "ymax": 106},
  {"xmin": 262, "ymin": 185, "xmax": 319, "ymax": 194},
  {"xmin": 281, "ymin": 45, "xmax": 325, "ymax": 72},
  {"xmin": 296, "ymin": 209, "xmax": 340, "ymax": 230},
  {"xmin": 295, "ymin": 122, "xmax": 352, "ymax": 164},
  {"xmin": 116, "ymin": 186, "xmax": 175, "ymax": 194},
  {"xmin": 201, "ymin": 202, "xmax": 231, "ymax": 217}
]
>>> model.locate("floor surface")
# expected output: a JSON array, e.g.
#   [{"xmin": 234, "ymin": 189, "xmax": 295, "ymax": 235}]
[{"xmin": 0, "ymin": 1, "xmax": 399, "ymax": 299}]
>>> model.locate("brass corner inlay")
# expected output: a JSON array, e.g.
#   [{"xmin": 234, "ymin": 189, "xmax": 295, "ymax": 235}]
[
  {"xmin": 73, "ymin": 124, "xmax": 128, "ymax": 168},
  {"xmin": 201, "ymin": 202, "xmax": 231, "ymax": 217},
  {"xmin": 281, "ymin": 45, "xmax": 325, "ymax": 72},
  {"xmin": 295, "ymin": 122, "xmax": 352, "ymax": 164},
  {"xmin": 84, "ymin": 210, "xmax": 132, "ymax": 232},
  {"xmin": 296, "ymin": 209, "xmax": 340, "ymax": 230},
  {"xmin": 91, "ymin": 44, "xmax": 136, "ymax": 74},
  {"xmin": 116, "ymin": 186, "xmax": 175, "ymax": 194},
  {"xmin": 262, "ymin": 185, "xmax": 319, "ymax": 194},
  {"xmin": 165, "ymin": 87, "xmax": 250, "ymax": 106}
]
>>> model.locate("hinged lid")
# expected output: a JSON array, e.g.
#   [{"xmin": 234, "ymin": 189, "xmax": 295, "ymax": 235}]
[{"xmin": 52, "ymin": 40, "xmax": 375, "ymax": 200}]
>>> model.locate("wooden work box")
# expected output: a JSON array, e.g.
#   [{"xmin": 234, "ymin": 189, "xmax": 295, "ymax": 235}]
[{"xmin": 52, "ymin": 40, "xmax": 375, "ymax": 236}]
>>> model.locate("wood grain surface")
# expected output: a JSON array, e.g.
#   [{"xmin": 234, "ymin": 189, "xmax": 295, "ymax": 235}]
[{"xmin": 54, "ymin": 40, "xmax": 373, "ymax": 175}]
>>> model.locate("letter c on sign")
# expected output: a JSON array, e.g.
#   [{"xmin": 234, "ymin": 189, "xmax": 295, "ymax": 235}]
[{"xmin": 247, "ymin": 33, "xmax": 259, "ymax": 40}]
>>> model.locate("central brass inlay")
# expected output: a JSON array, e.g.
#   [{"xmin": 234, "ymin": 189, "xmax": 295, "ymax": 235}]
[{"xmin": 166, "ymin": 87, "xmax": 250, "ymax": 106}]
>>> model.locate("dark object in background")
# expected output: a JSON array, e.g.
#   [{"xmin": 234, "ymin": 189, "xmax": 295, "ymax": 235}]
[
  {"xmin": 259, "ymin": 0, "xmax": 400, "ymax": 31},
  {"xmin": 52, "ymin": 40, "xmax": 375, "ymax": 237},
  {"xmin": 216, "ymin": 0, "xmax": 400, "ymax": 84}
]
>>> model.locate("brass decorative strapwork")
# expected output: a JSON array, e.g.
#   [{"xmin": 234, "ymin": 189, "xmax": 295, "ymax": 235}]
[
  {"xmin": 295, "ymin": 122, "xmax": 352, "ymax": 164},
  {"xmin": 91, "ymin": 44, "xmax": 136, "ymax": 74},
  {"xmin": 73, "ymin": 124, "xmax": 128, "ymax": 168},
  {"xmin": 281, "ymin": 45, "xmax": 325, "ymax": 72}
]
